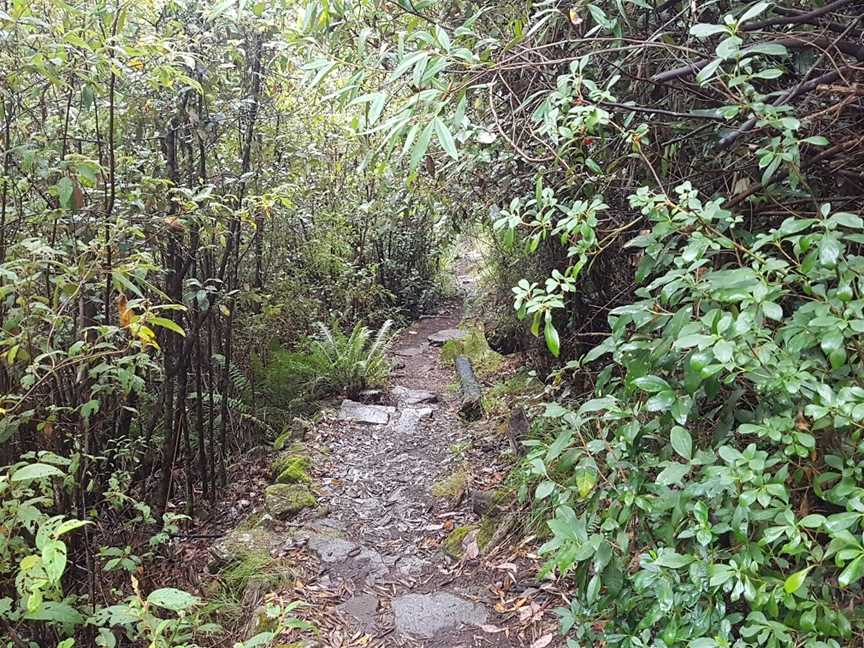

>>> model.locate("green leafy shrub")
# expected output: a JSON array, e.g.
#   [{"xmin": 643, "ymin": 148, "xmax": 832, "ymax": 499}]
[
  {"xmin": 523, "ymin": 187, "xmax": 864, "ymax": 647},
  {"xmin": 260, "ymin": 321, "xmax": 395, "ymax": 402}
]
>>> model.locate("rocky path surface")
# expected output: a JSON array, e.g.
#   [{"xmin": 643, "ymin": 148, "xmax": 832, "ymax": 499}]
[{"xmin": 292, "ymin": 307, "xmax": 514, "ymax": 647}]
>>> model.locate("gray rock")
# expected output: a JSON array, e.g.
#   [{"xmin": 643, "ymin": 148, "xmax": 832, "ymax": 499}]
[
  {"xmin": 394, "ymin": 554, "xmax": 429, "ymax": 576},
  {"xmin": 307, "ymin": 535, "xmax": 358, "ymax": 562},
  {"xmin": 392, "ymin": 386, "xmax": 438, "ymax": 406},
  {"xmin": 306, "ymin": 534, "xmax": 389, "ymax": 585},
  {"xmin": 394, "ymin": 346, "xmax": 425, "ymax": 357},
  {"xmin": 427, "ymin": 328, "xmax": 467, "ymax": 346},
  {"xmin": 336, "ymin": 593, "xmax": 379, "ymax": 631},
  {"xmin": 392, "ymin": 592, "xmax": 487, "ymax": 638},
  {"xmin": 391, "ymin": 407, "xmax": 434, "ymax": 434},
  {"xmin": 338, "ymin": 400, "xmax": 396, "ymax": 425}
]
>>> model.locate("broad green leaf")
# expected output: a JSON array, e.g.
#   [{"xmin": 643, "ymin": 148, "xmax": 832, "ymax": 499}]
[
  {"xmin": 784, "ymin": 566, "xmax": 811, "ymax": 593},
  {"xmin": 42, "ymin": 540, "xmax": 67, "ymax": 584},
  {"xmin": 368, "ymin": 92, "xmax": 386, "ymax": 125},
  {"xmin": 387, "ymin": 51, "xmax": 428, "ymax": 84},
  {"xmin": 670, "ymin": 426, "xmax": 692, "ymax": 461},
  {"xmin": 409, "ymin": 121, "xmax": 434, "ymax": 171},
  {"xmin": 57, "ymin": 177, "xmax": 74, "ymax": 209},
  {"xmin": 23, "ymin": 601, "xmax": 83, "ymax": 625},
  {"xmin": 738, "ymin": 1, "xmax": 770, "ymax": 24},
  {"xmin": 713, "ymin": 340, "xmax": 734, "ymax": 363},
  {"xmin": 536, "ymin": 480, "xmax": 556, "ymax": 500},
  {"xmin": 633, "ymin": 375, "xmax": 670, "ymax": 393},
  {"xmin": 819, "ymin": 234, "xmax": 842, "ymax": 267},
  {"xmin": 656, "ymin": 462, "xmax": 690, "ymax": 486},
  {"xmin": 646, "ymin": 390, "xmax": 676, "ymax": 412},
  {"xmin": 544, "ymin": 322, "xmax": 560, "ymax": 357},
  {"xmin": 839, "ymin": 555, "xmax": 864, "ymax": 588},
  {"xmin": 146, "ymin": 587, "xmax": 199, "ymax": 612},
  {"xmin": 696, "ymin": 58, "xmax": 723, "ymax": 84},
  {"xmin": 149, "ymin": 317, "xmax": 186, "ymax": 337},
  {"xmin": 432, "ymin": 117, "xmax": 458, "ymax": 160},
  {"xmin": 746, "ymin": 43, "xmax": 788, "ymax": 57},
  {"xmin": 830, "ymin": 212, "xmax": 864, "ymax": 229},
  {"xmin": 690, "ymin": 23, "xmax": 727, "ymax": 38},
  {"xmin": 11, "ymin": 463, "xmax": 64, "ymax": 482}
]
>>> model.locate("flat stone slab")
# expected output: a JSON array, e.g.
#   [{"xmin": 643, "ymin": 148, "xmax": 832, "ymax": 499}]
[
  {"xmin": 427, "ymin": 328, "xmax": 467, "ymax": 346},
  {"xmin": 394, "ymin": 346, "xmax": 425, "ymax": 357},
  {"xmin": 392, "ymin": 407, "xmax": 434, "ymax": 434},
  {"xmin": 392, "ymin": 592, "xmax": 487, "ymax": 638},
  {"xmin": 306, "ymin": 534, "xmax": 389, "ymax": 585},
  {"xmin": 392, "ymin": 386, "xmax": 438, "ymax": 406},
  {"xmin": 338, "ymin": 400, "xmax": 396, "ymax": 425},
  {"xmin": 336, "ymin": 593, "xmax": 379, "ymax": 632}
]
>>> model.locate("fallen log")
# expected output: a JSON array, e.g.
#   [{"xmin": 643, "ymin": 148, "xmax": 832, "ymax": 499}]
[{"xmin": 454, "ymin": 355, "xmax": 484, "ymax": 420}]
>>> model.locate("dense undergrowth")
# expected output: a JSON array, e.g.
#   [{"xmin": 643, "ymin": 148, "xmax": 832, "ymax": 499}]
[{"xmin": 302, "ymin": 0, "xmax": 864, "ymax": 646}]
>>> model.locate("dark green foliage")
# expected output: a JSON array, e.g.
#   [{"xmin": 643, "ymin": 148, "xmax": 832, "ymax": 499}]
[{"xmin": 259, "ymin": 321, "xmax": 395, "ymax": 403}]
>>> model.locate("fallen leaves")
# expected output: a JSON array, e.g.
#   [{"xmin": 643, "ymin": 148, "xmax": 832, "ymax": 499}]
[{"xmin": 531, "ymin": 633, "xmax": 555, "ymax": 648}]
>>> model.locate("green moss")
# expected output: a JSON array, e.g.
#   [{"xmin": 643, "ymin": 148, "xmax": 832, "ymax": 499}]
[
  {"xmin": 210, "ymin": 527, "xmax": 283, "ymax": 568},
  {"xmin": 442, "ymin": 526, "xmax": 472, "ymax": 559},
  {"xmin": 478, "ymin": 515, "xmax": 496, "ymax": 547},
  {"xmin": 235, "ymin": 511, "xmax": 265, "ymax": 531},
  {"xmin": 431, "ymin": 465, "xmax": 469, "ymax": 499},
  {"xmin": 276, "ymin": 459, "xmax": 311, "ymax": 484},
  {"xmin": 271, "ymin": 453, "xmax": 310, "ymax": 479},
  {"xmin": 265, "ymin": 484, "xmax": 317, "ymax": 519},
  {"xmin": 286, "ymin": 441, "xmax": 309, "ymax": 455},
  {"xmin": 273, "ymin": 430, "xmax": 292, "ymax": 450},
  {"xmin": 440, "ymin": 326, "xmax": 503, "ymax": 378},
  {"xmin": 442, "ymin": 518, "xmax": 497, "ymax": 559}
]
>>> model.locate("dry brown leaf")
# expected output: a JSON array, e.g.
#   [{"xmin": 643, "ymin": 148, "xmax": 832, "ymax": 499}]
[{"xmin": 531, "ymin": 634, "xmax": 555, "ymax": 648}]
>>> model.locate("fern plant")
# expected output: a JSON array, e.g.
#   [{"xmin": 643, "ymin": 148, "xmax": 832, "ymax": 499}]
[{"xmin": 262, "ymin": 320, "xmax": 395, "ymax": 401}]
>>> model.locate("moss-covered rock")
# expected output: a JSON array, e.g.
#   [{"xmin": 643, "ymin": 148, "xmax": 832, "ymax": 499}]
[
  {"xmin": 440, "ymin": 326, "xmax": 503, "ymax": 378},
  {"xmin": 209, "ymin": 526, "xmax": 284, "ymax": 570},
  {"xmin": 273, "ymin": 418, "xmax": 313, "ymax": 450},
  {"xmin": 285, "ymin": 441, "xmax": 309, "ymax": 456},
  {"xmin": 441, "ymin": 518, "xmax": 496, "ymax": 559},
  {"xmin": 271, "ymin": 453, "xmax": 310, "ymax": 479},
  {"xmin": 442, "ymin": 526, "xmax": 473, "ymax": 559},
  {"xmin": 431, "ymin": 466, "xmax": 469, "ymax": 499},
  {"xmin": 265, "ymin": 484, "xmax": 316, "ymax": 519},
  {"xmin": 276, "ymin": 459, "xmax": 311, "ymax": 484},
  {"xmin": 273, "ymin": 430, "xmax": 293, "ymax": 451}
]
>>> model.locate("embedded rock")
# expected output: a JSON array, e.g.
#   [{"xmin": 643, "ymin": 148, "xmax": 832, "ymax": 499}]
[
  {"xmin": 391, "ymin": 386, "xmax": 438, "ymax": 406},
  {"xmin": 209, "ymin": 526, "xmax": 284, "ymax": 570},
  {"xmin": 392, "ymin": 592, "xmax": 487, "ymax": 638},
  {"xmin": 271, "ymin": 453, "xmax": 310, "ymax": 480},
  {"xmin": 391, "ymin": 407, "xmax": 434, "ymax": 434},
  {"xmin": 394, "ymin": 346, "xmax": 425, "ymax": 357},
  {"xmin": 338, "ymin": 400, "xmax": 396, "ymax": 425},
  {"xmin": 336, "ymin": 593, "xmax": 379, "ymax": 632},
  {"xmin": 265, "ymin": 484, "xmax": 316, "ymax": 519},
  {"xmin": 427, "ymin": 328, "xmax": 467, "ymax": 346}
]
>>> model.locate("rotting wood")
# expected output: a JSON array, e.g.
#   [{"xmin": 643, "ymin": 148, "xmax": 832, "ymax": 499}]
[{"xmin": 454, "ymin": 355, "xmax": 484, "ymax": 420}]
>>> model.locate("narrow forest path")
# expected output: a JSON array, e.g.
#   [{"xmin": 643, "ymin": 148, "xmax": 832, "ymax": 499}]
[
  {"xmin": 189, "ymin": 258, "xmax": 564, "ymax": 647},
  {"xmin": 292, "ymin": 300, "xmax": 519, "ymax": 647}
]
